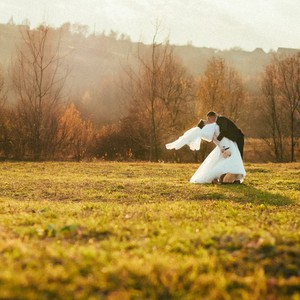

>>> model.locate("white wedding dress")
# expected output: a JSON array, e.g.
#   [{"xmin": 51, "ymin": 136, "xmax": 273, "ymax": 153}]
[{"xmin": 166, "ymin": 123, "xmax": 246, "ymax": 183}]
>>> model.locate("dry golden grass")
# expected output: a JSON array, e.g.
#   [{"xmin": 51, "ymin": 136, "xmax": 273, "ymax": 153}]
[{"xmin": 0, "ymin": 161, "xmax": 299, "ymax": 299}]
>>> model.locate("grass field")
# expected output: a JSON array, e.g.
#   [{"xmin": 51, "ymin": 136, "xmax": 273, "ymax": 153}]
[{"xmin": 0, "ymin": 161, "xmax": 299, "ymax": 300}]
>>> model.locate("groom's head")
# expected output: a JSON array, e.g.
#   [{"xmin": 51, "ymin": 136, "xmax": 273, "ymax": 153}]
[{"xmin": 206, "ymin": 111, "xmax": 218, "ymax": 124}]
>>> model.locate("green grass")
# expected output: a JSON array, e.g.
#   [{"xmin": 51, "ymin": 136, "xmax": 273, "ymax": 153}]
[{"xmin": 0, "ymin": 161, "xmax": 299, "ymax": 300}]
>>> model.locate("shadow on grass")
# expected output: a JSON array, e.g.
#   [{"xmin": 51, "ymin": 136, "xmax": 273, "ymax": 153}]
[
  {"xmin": 235, "ymin": 183, "xmax": 295, "ymax": 206},
  {"xmin": 191, "ymin": 183, "xmax": 295, "ymax": 206}
]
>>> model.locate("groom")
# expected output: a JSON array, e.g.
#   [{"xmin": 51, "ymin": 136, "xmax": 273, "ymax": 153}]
[{"xmin": 206, "ymin": 111, "xmax": 244, "ymax": 158}]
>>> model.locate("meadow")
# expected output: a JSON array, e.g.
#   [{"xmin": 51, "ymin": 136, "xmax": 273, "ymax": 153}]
[{"xmin": 0, "ymin": 161, "xmax": 299, "ymax": 299}]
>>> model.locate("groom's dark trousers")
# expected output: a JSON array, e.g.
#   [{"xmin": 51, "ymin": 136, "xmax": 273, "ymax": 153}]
[{"xmin": 216, "ymin": 116, "xmax": 244, "ymax": 158}]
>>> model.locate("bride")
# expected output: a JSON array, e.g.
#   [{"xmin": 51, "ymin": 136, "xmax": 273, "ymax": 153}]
[{"xmin": 166, "ymin": 120, "xmax": 246, "ymax": 184}]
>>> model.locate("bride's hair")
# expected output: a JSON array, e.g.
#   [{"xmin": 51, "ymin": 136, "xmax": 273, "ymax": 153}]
[
  {"xmin": 207, "ymin": 111, "xmax": 218, "ymax": 117},
  {"xmin": 197, "ymin": 119, "xmax": 205, "ymax": 129}
]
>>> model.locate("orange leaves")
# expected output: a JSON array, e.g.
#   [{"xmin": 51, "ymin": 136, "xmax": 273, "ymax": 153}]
[{"xmin": 58, "ymin": 104, "xmax": 95, "ymax": 161}]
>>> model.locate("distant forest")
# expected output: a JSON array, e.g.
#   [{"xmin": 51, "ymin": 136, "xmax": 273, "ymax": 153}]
[{"xmin": 0, "ymin": 21, "xmax": 299, "ymax": 162}]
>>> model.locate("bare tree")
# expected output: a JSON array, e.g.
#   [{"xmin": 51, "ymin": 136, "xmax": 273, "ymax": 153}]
[
  {"xmin": 261, "ymin": 53, "xmax": 300, "ymax": 162},
  {"xmin": 121, "ymin": 27, "xmax": 196, "ymax": 161},
  {"xmin": 197, "ymin": 57, "xmax": 245, "ymax": 122},
  {"xmin": 158, "ymin": 50, "xmax": 196, "ymax": 132},
  {"xmin": 275, "ymin": 53, "xmax": 300, "ymax": 161},
  {"xmin": 0, "ymin": 67, "xmax": 6, "ymax": 117},
  {"xmin": 11, "ymin": 25, "xmax": 69, "ymax": 160},
  {"xmin": 261, "ymin": 64, "xmax": 284, "ymax": 161},
  {"xmin": 143, "ymin": 29, "xmax": 167, "ymax": 161},
  {"xmin": 0, "ymin": 68, "xmax": 9, "ymax": 157}
]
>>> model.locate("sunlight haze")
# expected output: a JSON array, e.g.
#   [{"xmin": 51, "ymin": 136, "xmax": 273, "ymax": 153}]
[{"xmin": 0, "ymin": 0, "xmax": 299, "ymax": 51}]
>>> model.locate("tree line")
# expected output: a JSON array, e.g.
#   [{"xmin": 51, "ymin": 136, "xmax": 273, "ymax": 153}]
[{"xmin": 0, "ymin": 24, "xmax": 299, "ymax": 162}]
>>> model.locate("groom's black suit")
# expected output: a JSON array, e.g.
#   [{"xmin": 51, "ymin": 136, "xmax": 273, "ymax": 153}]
[{"xmin": 216, "ymin": 116, "xmax": 244, "ymax": 158}]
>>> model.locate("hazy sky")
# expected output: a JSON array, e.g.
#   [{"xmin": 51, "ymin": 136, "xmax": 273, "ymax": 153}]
[{"xmin": 0, "ymin": 0, "xmax": 299, "ymax": 51}]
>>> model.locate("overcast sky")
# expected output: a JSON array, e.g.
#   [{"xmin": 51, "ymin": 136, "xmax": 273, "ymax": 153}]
[{"xmin": 0, "ymin": 0, "xmax": 299, "ymax": 51}]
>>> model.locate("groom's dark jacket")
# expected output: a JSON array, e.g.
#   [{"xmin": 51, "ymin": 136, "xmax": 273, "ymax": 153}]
[
  {"xmin": 216, "ymin": 116, "xmax": 244, "ymax": 142},
  {"xmin": 216, "ymin": 116, "xmax": 244, "ymax": 158}
]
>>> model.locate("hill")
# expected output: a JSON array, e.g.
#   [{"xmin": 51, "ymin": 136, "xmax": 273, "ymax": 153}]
[{"xmin": 1, "ymin": 22, "xmax": 299, "ymax": 99}]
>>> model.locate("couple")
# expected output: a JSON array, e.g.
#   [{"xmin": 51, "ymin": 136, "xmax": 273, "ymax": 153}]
[{"xmin": 166, "ymin": 111, "xmax": 246, "ymax": 184}]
